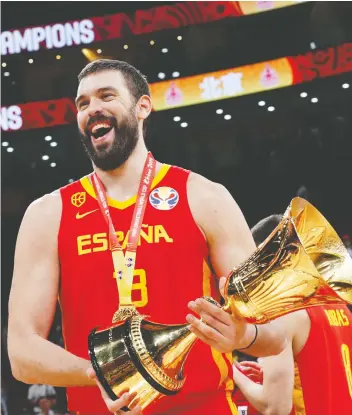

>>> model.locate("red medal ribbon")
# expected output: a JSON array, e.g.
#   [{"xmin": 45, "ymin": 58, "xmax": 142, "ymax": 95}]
[{"xmin": 91, "ymin": 152, "xmax": 156, "ymax": 309}]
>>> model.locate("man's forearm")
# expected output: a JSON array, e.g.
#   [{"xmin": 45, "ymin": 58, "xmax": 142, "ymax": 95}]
[
  {"xmin": 240, "ymin": 320, "xmax": 287, "ymax": 357},
  {"xmin": 233, "ymin": 368, "xmax": 266, "ymax": 413},
  {"xmin": 233, "ymin": 367, "xmax": 290, "ymax": 415},
  {"xmin": 234, "ymin": 348, "xmax": 294, "ymax": 415},
  {"xmin": 9, "ymin": 333, "xmax": 95, "ymax": 387}
]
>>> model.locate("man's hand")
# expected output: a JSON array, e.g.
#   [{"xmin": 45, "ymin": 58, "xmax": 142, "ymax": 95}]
[
  {"xmin": 87, "ymin": 368, "xmax": 142, "ymax": 414},
  {"xmin": 234, "ymin": 361, "xmax": 263, "ymax": 384},
  {"xmin": 186, "ymin": 297, "xmax": 256, "ymax": 353}
]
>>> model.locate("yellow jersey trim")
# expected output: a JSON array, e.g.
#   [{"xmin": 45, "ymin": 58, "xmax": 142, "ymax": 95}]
[
  {"xmin": 226, "ymin": 390, "xmax": 238, "ymax": 415},
  {"xmin": 80, "ymin": 164, "xmax": 170, "ymax": 210},
  {"xmin": 202, "ymin": 261, "xmax": 236, "ymax": 414},
  {"xmin": 293, "ymin": 363, "xmax": 306, "ymax": 415}
]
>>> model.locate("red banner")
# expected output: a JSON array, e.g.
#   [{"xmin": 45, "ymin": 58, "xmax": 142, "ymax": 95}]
[
  {"xmin": 1, "ymin": 43, "xmax": 351, "ymax": 132},
  {"xmin": 0, "ymin": 2, "xmax": 242, "ymax": 56},
  {"xmin": 1, "ymin": 98, "xmax": 77, "ymax": 132},
  {"xmin": 1, "ymin": 1, "xmax": 306, "ymax": 56}
]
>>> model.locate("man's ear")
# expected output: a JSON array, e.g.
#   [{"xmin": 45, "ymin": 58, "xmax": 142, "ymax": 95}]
[{"xmin": 137, "ymin": 95, "xmax": 152, "ymax": 121}]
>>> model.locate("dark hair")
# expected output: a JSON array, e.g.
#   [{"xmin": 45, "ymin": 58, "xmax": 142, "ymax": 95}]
[
  {"xmin": 78, "ymin": 59, "xmax": 150, "ymax": 103},
  {"xmin": 251, "ymin": 214, "xmax": 283, "ymax": 246}
]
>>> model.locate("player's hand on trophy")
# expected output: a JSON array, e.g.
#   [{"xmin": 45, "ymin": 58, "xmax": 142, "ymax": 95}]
[
  {"xmin": 87, "ymin": 367, "xmax": 143, "ymax": 414},
  {"xmin": 186, "ymin": 277, "xmax": 256, "ymax": 353}
]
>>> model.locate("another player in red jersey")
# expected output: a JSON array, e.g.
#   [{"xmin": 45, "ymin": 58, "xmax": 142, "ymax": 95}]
[
  {"xmin": 229, "ymin": 215, "xmax": 352, "ymax": 415},
  {"xmin": 7, "ymin": 59, "xmax": 288, "ymax": 415}
]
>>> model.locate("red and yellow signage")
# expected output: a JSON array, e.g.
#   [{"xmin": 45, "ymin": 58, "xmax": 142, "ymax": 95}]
[
  {"xmin": 150, "ymin": 58, "xmax": 293, "ymax": 111},
  {"xmin": 1, "ymin": 43, "xmax": 351, "ymax": 132}
]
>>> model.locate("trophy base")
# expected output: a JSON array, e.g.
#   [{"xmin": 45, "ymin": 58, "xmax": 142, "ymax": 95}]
[{"xmin": 89, "ymin": 328, "xmax": 130, "ymax": 411}]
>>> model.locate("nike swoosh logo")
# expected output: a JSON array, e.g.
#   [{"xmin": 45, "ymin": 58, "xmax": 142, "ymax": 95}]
[{"xmin": 76, "ymin": 209, "xmax": 98, "ymax": 219}]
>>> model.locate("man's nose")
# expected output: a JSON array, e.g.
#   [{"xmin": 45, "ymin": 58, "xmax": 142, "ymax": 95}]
[{"xmin": 87, "ymin": 98, "xmax": 104, "ymax": 118}]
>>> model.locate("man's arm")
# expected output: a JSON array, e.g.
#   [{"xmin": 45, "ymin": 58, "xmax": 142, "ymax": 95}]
[
  {"xmin": 8, "ymin": 193, "xmax": 94, "ymax": 387},
  {"xmin": 233, "ymin": 346, "xmax": 295, "ymax": 415},
  {"xmin": 232, "ymin": 310, "xmax": 309, "ymax": 415},
  {"xmin": 186, "ymin": 174, "xmax": 287, "ymax": 356}
]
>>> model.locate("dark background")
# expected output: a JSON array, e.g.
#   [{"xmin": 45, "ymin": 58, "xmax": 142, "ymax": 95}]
[{"xmin": 1, "ymin": 1, "xmax": 352, "ymax": 413}]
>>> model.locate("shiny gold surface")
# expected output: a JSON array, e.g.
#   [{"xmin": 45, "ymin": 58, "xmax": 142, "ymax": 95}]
[
  {"xmin": 89, "ymin": 315, "xmax": 197, "ymax": 411},
  {"xmin": 224, "ymin": 197, "xmax": 352, "ymax": 323},
  {"xmin": 129, "ymin": 316, "xmax": 187, "ymax": 391},
  {"xmin": 90, "ymin": 197, "xmax": 352, "ymax": 411},
  {"xmin": 112, "ymin": 304, "xmax": 140, "ymax": 323},
  {"xmin": 111, "ymin": 370, "xmax": 162, "ymax": 411}
]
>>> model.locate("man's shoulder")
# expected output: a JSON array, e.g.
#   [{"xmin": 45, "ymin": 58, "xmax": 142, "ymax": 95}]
[
  {"xmin": 187, "ymin": 172, "xmax": 229, "ymax": 203},
  {"xmin": 279, "ymin": 309, "xmax": 310, "ymax": 353},
  {"xmin": 24, "ymin": 191, "xmax": 62, "ymax": 226},
  {"xmin": 186, "ymin": 172, "xmax": 239, "ymax": 239},
  {"xmin": 187, "ymin": 172, "xmax": 241, "ymax": 223},
  {"xmin": 162, "ymin": 164, "xmax": 228, "ymax": 200},
  {"xmin": 280, "ymin": 309, "xmax": 309, "ymax": 328},
  {"xmin": 30, "ymin": 190, "xmax": 61, "ymax": 209},
  {"xmin": 26, "ymin": 174, "xmax": 89, "ymax": 219}
]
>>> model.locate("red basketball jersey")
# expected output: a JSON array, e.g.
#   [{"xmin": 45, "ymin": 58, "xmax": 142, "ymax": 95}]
[
  {"xmin": 58, "ymin": 165, "xmax": 238, "ymax": 415},
  {"xmin": 292, "ymin": 305, "xmax": 352, "ymax": 415}
]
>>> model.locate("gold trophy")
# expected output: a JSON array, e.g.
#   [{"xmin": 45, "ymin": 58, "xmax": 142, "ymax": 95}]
[{"xmin": 88, "ymin": 197, "xmax": 352, "ymax": 411}]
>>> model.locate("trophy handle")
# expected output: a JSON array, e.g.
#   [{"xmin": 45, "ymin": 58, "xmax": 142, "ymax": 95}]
[
  {"xmin": 202, "ymin": 296, "xmax": 242, "ymax": 319},
  {"xmin": 202, "ymin": 296, "xmax": 221, "ymax": 307}
]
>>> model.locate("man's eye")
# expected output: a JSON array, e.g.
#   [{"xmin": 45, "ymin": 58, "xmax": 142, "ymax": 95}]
[
  {"xmin": 79, "ymin": 101, "xmax": 89, "ymax": 110},
  {"xmin": 102, "ymin": 94, "xmax": 114, "ymax": 100}
]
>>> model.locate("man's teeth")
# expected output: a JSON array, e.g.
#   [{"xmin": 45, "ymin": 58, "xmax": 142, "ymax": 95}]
[{"xmin": 91, "ymin": 123, "xmax": 111, "ymax": 134}]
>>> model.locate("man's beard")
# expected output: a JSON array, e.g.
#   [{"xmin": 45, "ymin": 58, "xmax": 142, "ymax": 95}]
[{"xmin": 79, "ymin": 113, "xmax": 139, "ymax": 171}]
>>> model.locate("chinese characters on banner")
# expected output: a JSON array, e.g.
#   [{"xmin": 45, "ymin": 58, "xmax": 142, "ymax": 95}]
[
  {"xmin": 150, "ymin": 58, "xmax": 292, "ymax": 111},
  {"xmin": 200, "ymin": 73, "xmax": 244, "ymax": 99}
]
